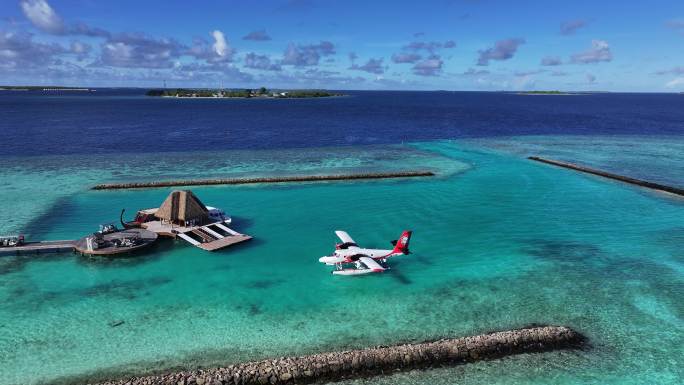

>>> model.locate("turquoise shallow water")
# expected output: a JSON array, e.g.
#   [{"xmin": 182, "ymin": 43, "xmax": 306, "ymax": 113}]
[{"xmin": 0, "ymin": 137, "xmax": 683, "ymax": 385}]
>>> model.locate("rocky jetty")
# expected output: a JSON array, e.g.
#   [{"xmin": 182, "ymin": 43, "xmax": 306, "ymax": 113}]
[
  {"xmin": 93, "ymin": 325, "xmax": 584, "ymax": 385},
  {"xmin": 92, "ymin": 171, "xmax": 436, "ymax": 190},
  {"xmin": 529, "ymin": 156, "xmax": 684, "ymax": 196}
]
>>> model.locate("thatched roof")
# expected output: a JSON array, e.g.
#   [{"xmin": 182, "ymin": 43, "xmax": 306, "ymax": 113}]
[{"xmin": 154, "ymin": 190, "xmax": 209, "ymax": 223}]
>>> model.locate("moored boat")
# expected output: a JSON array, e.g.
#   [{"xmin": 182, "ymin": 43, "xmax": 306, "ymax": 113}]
[{"xmin": 0, "ymin": 234, "xmax": 24, "ymax": 247}]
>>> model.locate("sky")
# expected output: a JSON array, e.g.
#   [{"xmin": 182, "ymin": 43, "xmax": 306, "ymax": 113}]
[{"xmin": 1, "ymin": 0, "xmax": 684, "ymax": 91}]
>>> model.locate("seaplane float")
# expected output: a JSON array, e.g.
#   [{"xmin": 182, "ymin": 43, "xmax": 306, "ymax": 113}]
[{"xmin": 318, "ymin": 230, "xmax": 412, "ymax": 276}]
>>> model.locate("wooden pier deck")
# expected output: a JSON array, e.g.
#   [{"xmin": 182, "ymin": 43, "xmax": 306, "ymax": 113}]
[
  {"xmin": 529, "ymin": 156, "xmax": 684, "ymax": 197},
  {"xmin": 0, "ymin": 229, "xmax": 160, "ymax": 257},
  {"xmin": 142, "ymin": 219, "xmax": 252, "ymax": 251},
  {"xmin": 0, "ymin": 240, "xmax": 76, "ymax": 256},
  {"xmin": 197, "ymin": 234, "xmax": 252, "ymax": 251}
]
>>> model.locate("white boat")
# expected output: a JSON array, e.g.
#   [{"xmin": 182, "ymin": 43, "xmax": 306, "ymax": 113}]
[
  {"xmin": 0, "ymin": 235, "xmax": 24, "ymax": 247},
  {"xmin": 124, "ymin": 205, "xmax": 231, "ymax": 228},
  {"xmin": 206, "ymin": 206, "xmax": 232, "ymax": 225}
]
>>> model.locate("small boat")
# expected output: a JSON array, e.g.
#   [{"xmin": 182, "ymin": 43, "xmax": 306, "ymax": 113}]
[
  {"xmin": 0, "ymin": 234, "xmax": 24, "ymax": 247},
  {"xmin": 206, "ymin": 206, "xmax": 232, "ymax": 225},
  {"xmin": 120, "ymin": 208, "xmax": 158, "ymax": 229}
]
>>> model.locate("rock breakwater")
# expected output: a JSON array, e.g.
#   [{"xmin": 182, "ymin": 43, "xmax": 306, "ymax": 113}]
[
  {"xmin": 93, "ymin": 325, "xmax": 584, "ymax": 385},
  {"xmin": 92, "ymin": 171, "xmax": 436, "ymax": 190},
  {"xmin": 529, "ymin": 156, "xmax": 684, "ymax": 196}
]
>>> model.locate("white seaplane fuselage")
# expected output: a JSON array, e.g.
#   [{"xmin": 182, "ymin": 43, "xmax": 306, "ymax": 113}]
[{"xmin": 319, "ymin": 247, "xmax": 399, "ymax": 265}]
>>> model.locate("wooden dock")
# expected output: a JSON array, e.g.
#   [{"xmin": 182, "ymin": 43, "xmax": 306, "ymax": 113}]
[
  {"xmin": 91, "ymin": 171, "xmax": 436, "ymax": 190},
  {"xmin": 197, "ymin": 234, "xmax": 252, "ymax": 251},
  {"xmin": 0, "ymin": 240, "xmax": 76, "ymax": 256},
  {"xmin": 0, "ymin": 229, "xmax": 159, "ymax": 257},
  {"xmin": 142, "ymin": 220, "xmax": 252, "ymax": 251},
  {"xmin": 529, "ymin": 156, "xmax": 684, "ymax": 197}
]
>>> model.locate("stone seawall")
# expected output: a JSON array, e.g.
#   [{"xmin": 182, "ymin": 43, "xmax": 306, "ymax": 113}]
[
  {"xmin": 93, "ymin": 326, "xmax": 584, "ymax": 385},
  {"xmin": 91, "ymin": 171, "xmax": 436, "ymax": 190}
]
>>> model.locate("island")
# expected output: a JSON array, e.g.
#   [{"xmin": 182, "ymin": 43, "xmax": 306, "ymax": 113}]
[
  {"xmin": 145, "ymin": 87, "xmax": 343, "ymax": 98},
  {"xmin": 516, "ymin": 90, "xmax": 576, "ymax": 95}
]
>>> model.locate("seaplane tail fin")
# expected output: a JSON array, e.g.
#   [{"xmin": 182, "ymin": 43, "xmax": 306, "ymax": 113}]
[{"xmin": 391, "ymin": 230, "xmax": 412, "ymax": 255}]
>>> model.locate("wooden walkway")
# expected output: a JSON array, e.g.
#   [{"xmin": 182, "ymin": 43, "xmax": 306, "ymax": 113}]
[
  {"xmin": 529, "ymin": 156, "xmax": 684, "ymax": 197},
  {"xmin": 1, "ymin": 229, "xmax": 160, "ymax": 257},
  {"xmin": 0, "ymin": 240, "xmax": 76, "ymax": 256}
]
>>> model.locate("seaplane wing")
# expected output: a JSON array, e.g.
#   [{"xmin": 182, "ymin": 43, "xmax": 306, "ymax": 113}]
[
  {"xmin": 358, "ymin": 256, "xmax": 386, "ymax": 272},
  {"xmin": 335, "ymin": 231, "xmax": 358, "ymax": 246}
]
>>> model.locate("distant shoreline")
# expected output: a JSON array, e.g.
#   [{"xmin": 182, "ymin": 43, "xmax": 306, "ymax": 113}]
[
  {"xmin": 516, "ymin": 91, "xmax": 584, "ymax": 96},
  {"xmin": 0, "ymin": 86, "xmax": 95, "ymax": 92},
  {"xmin": 158, "ymin": 94, "xmax": 348, "ymax": 100},
  {"xmin": 147, "ymin": 88, "xmax": 344, "ymax": 99}
]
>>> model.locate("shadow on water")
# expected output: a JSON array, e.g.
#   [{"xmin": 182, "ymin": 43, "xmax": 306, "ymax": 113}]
[
  {"xmin": 522, "ymin": 239, "xmax": 609, "ymax": 265},
  {"xmin": 244, "ymin": 278, "xmax": 284, "ymax": 290},
  {"xmin": 248, "ymin": 303, "xmax": 262, "ymax": 316},
  {"xmin": 390, "ymin": 270, "xmax": 413, "ymax": 285},
  {"xmin": 383, "ymin": 259, "xmax": 413, "ymax": 285},
  {"xmin": 0, "ymin": 252, "xmax": 73, "ymax": 276},
  {"xmin": 410, "ymin": 253, "xmax": 434, "ymax": 266},
  {"xmin": 234, "ymin": 302, "xmax": 263, "ymax": 316},
  {"xmin": 228, "ymin": 215, "xmax": 255, "ymax": 233},
  {"xmin": 20, "ymin": 195, "xmax": 77, "ymax": 238},
  {"xmin": 71, "ymin": 276, "xmax": 173, "ymax": 301},
  {"xmin": 8, "ymin": 273, "xmax": 174, "ymax": 311}
]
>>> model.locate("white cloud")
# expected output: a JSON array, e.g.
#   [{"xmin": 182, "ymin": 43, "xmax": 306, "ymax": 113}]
[
  {"xmin": 0, "ymin": 30, "xmax": 66, "ymax": 69},
  {"xmin": 212, "ymin": 30, "xmax": 229, "ymax": 57},
  {"xmin": 98, "ymin": 34, "xmax": 183, "ymax": 69},
  {"xmin": 19, "ymin": 0, "xmax": 64, "ymax": 34},
  {"xmin": 570, "ymin": 40, "xmax": 612, "ymax": 64},
  {"xmin": 665, "ymin": 77, "xmax": 684, "ymax": 88}
]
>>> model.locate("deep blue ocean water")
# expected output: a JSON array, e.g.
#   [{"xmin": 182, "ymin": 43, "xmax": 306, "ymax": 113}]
[
  {"xmin": 2, "ymin": 90, "xmax": 683, "ymax": 156},
  {"xmin": 0, "ymin": 90, "xmax": 682, "ymax": 385}
]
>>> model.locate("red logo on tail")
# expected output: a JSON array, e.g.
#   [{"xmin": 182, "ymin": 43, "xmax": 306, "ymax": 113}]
[{"xmin": 392, "ymin": 231, "xmax": 412, "ymax": 254}]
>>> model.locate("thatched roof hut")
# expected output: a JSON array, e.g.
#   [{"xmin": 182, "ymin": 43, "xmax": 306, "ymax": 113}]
[{"xmin": 154, "ymin": 190, "xmax": 209, "ymax": 226}]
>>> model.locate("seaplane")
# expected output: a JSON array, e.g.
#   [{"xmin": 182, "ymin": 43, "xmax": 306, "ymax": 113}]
[{"xmin": 318, "ymin": 230, "xmax": 412, "ymax": 275}]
